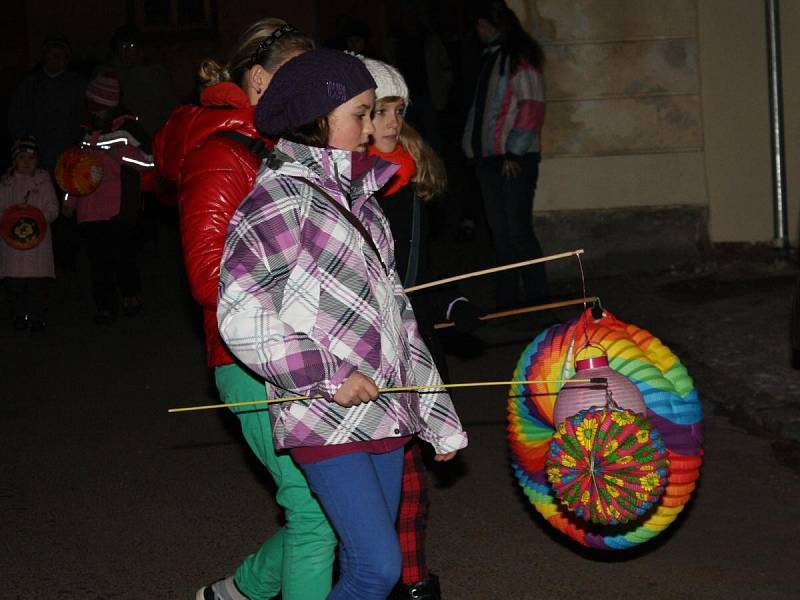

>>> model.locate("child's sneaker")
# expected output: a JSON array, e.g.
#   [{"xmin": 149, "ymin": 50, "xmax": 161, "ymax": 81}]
[{"xmin": 196, "ymin": 575, "xmax": 249, "ymax": 600}]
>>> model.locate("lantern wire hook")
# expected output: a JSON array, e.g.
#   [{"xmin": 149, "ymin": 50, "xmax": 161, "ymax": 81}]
[{"xmin": 575, "ymin": 252, "xmax": 604, "ymax": 348}]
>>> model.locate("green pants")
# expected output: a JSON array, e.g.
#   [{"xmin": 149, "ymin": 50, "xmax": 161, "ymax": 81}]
[{"xmin": 215, "ymin": 364, "xmax": 336, "ymax": 600}]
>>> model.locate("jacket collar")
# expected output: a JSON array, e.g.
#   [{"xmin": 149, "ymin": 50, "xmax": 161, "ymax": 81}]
[
  {"xmin": 269, "ymin": 139, "xmax": 399, "ymax": 211},
  {"xmin": 200, "ymin": 81, "xmax": 253, "ymax": 111}
]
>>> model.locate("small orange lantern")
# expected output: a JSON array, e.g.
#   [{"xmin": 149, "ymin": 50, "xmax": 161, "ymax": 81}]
[
  {"xmin": 0, "ymin": 204, "xmax": 47, "ymax": 250},
  {"xmin": 55, "ymin": 147, "xmax": 104, "ymax": 196}
]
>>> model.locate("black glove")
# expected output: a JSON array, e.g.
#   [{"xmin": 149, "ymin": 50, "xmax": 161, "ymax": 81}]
[{"xmin": 447, "ymin": 297, "xmax": 483, "ymax": 333}]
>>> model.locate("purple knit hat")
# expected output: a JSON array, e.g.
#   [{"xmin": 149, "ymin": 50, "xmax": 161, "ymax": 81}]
[{"xmin": 255, "ymin": 48, "xmax": 375, "ymax": 136}]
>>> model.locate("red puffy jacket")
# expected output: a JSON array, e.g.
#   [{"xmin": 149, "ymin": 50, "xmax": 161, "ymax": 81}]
[{"xmin": 153, "ymin": 82, "xmax": 270, "ymax": 367}]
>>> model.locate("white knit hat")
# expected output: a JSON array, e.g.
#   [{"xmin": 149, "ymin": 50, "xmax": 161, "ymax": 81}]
[{"xmin": 361, "ymin": 58, "xmax": 409, "ymax": 104}]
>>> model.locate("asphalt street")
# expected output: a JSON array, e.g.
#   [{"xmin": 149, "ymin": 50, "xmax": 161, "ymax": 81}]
[{"xmin": 2, "ymin": 222, "xmax": 799, "ymax": 599}]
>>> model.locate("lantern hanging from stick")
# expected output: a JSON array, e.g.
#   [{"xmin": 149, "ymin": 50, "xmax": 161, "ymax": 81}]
[{"xmin": 507, "ymin": 308, "xmax": 703, "ymax": 550}]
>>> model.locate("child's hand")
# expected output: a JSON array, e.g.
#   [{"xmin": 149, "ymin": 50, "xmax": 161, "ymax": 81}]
[
  {"xmin": 434, "ymin": 451, "xmax": 457, "ymax": 462},
  {"xmin": 333, "ymin": 371, "xmax": 379, "ymax": 407}
]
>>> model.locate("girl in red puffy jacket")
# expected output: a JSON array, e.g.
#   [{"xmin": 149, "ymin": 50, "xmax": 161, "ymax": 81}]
[{"xmin": 152, "ymin": 20, "xmax": 337, "ymax": 600}]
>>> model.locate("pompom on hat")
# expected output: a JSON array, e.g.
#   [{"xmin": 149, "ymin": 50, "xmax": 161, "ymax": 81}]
[
  {"xmin": 361, "ymin": 58, "xmax": 409, "ymax": 105},
  {"xmin": 12, "ymin": 136, "xmax": 38, "ymax": 161},
  {"xmin": 86, "ymin": 71, "xmax": 121, "ymax": 112},
  {"xmin": 255, "ymin": 48, "xmax": 375, "ymax": 137}
]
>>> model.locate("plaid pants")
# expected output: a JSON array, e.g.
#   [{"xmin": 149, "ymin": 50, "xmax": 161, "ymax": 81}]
[{"xmin": 398, "ymin": 440, "xmax": 430, "ymax": 583}]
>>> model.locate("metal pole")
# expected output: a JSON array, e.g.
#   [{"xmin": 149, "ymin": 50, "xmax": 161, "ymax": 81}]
[{"xmin": 765, "ymin": 0, "xmax": 790, "ymax": 254}]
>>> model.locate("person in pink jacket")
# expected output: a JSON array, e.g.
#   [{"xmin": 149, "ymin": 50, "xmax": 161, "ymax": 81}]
[
  {"xmin": 62, "ymin": 71, "xmax": 151, "ymax": 324},
  {"xmin": 0, "ymin": 137, "xmax": 59, "ymax": 331}
]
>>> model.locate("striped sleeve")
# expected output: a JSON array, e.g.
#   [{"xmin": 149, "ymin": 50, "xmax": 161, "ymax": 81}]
[{"xmin": 506, "ymin": 64, "xmax": 545, "ymax": 156}]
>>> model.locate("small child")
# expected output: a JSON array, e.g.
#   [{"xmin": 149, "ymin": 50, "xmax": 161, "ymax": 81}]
[
  {"xmin": 217, "ymin": 49, "xmax": 467, "ymax": 600},
  {"xmin": 0, "ymin": 137, "xmax": 59, "ymax": 331},
  {"xmin": 63, "ymin": 71, "xmax": 151, "ymax": 324}
]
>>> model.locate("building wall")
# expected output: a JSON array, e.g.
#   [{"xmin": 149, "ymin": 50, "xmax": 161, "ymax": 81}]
[
  {"xmin": 513, "ymin": 0, "xmax": 707, "ymax": 218},
  {"xmin": 510, "ymin": 0, "xmax": 799, "ymax": 245},
  {"xmin": 699, "ymin": 0, "xmax": 799, "ymax": 243}
]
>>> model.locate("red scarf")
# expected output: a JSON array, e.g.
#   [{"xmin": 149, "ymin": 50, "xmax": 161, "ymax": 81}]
[{"xmin": 368, "ymin": 144, "xmax": 416, "ymax": 197}]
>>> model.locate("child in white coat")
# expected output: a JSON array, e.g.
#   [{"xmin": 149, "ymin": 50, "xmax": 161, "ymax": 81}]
[{"xmin": 0, "ymin": 137, "xmax": 59, "ymax": 331}]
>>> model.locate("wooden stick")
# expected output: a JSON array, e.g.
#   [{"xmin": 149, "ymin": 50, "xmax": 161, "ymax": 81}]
[
  {"xmin": 404, "ymin": 249, "xmax": 585, "ymax": 293},
  {"xmin": 168, "ymin": 378, "xmax": 597, "ymax": 414},
  {"xmin": 433, "ymin": 296, "xmax": 598, "ymax": 330}
]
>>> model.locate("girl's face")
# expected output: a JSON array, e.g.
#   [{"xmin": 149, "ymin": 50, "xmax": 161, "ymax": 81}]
[
  {"xmin": 372, "ymin": 98, "xmax": 406, "ymax": 153},
  {"xmin": 327, "ymin": 89, "xmax": 375, "ymax": 152},
  {"xmin": 14, "ymin": 152, "xmax": 38, "ymax": 176}
]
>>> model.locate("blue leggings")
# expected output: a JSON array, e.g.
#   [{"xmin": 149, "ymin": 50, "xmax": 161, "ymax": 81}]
[{"xmin": 300, "ymin": 449, "xmax": 405, "ymax": 600}]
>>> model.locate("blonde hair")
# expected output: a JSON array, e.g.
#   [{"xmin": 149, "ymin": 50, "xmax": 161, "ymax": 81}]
[
  {"xmin": 378, "ymin": 97, "xmax": 446, "ymax": 199},
  {"xmin": 197, "ymin": 18, "xmax": 314, "ymax": 88}
]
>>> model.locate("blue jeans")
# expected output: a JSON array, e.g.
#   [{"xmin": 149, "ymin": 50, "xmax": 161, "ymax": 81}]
[
  {"xmin": 300, "ymin": 449, "xmax": 405, "ymax": 600},
  {"xmin": 475, "ymin": 153, "xmax": 548, "ymax": 308}
]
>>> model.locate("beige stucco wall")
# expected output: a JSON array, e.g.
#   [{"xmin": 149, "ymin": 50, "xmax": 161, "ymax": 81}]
[
  {"xmin": 698, "ymin": 0, "xmax": 770, "ymax": 242},
  {"xmin": 511, "ymin": 0, "xmax": 799, "ymax": 244}
]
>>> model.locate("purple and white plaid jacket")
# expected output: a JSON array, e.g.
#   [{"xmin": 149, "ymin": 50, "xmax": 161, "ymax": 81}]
[{"xmin": 218, "ymin": 140, "xmax": 468, "ymax": 454}]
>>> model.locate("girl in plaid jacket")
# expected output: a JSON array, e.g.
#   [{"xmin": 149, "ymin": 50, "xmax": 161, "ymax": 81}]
[{"xmin": 218, "ymin": 49, "xmax": 467, "ymax": 600}]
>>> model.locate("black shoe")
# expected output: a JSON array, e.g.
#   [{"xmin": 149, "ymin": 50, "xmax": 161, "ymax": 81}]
[
  {"xmin": 29, "ymin": 319, "xmax": 47, "ymax": 333},
  {"xmin": 13, "ymin": 315, "xmax": 29, "ymax": 331},
  {"xmin": 391, "ymin": 573, "xmax": 441, "ymax": 600}
]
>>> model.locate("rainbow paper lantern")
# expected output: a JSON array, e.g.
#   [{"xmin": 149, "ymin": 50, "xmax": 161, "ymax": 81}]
[
  {"xmin": 55, "ymin": 147, "xmax": 103, "ymax": 196},
  {"xmin": 507, "ymin": 308, "xmax": 703, "ymax": 550}
]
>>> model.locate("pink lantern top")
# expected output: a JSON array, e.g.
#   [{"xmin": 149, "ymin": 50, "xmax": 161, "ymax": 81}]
[{"xmin": 553, "ymin": 355, "xmax": 646, "ymax": 426}]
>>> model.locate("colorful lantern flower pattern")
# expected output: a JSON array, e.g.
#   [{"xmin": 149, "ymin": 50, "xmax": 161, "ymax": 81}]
[
  {"xmin": 546, "ymin": 405, "xmax": 669, "ymax": 525},
  {"xmin": 508, "ymin": 308, "xmax": 703, "ymax": 550}
]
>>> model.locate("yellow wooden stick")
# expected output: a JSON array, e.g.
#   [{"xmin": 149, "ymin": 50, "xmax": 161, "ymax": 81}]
[
  {"xmin": 433, "ymin": 296, "xmax": 598, "ymax": 330},
  {"xmin": 168, "ymin": 378, "xmax": 598, "ymax": 413},
  {"xmin": 404, "ymin": 249, "xmax": 584, "ymax": 293}
]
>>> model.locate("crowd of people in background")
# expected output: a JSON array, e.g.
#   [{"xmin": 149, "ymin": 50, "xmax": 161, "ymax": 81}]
[
  {"xmin": 2, "ymin": 25, "xmax": 177, "ymax": 328},
  {"xmin": 2, "ymin": 2, "xmax": 546, "ymax": 599}
]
